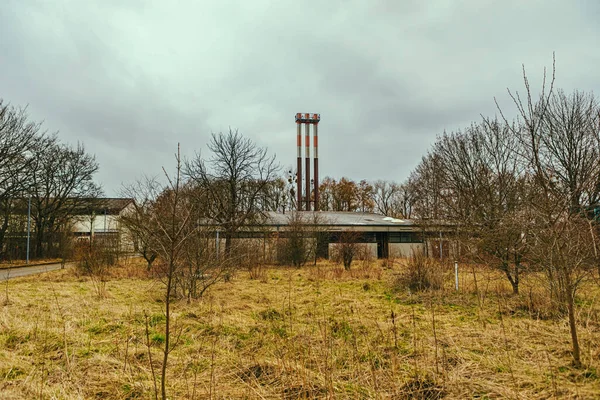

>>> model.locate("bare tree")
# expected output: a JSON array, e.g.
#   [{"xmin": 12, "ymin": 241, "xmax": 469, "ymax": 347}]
[
  {"xmin": 29, "ymin": 141, "xmax": 102, "ymax": 258},
  {"xmin": 185, "ymin": 129, "xmax": 279, "ymax": 255},
  {"xmin": 121, "ymin": 176, "xmax": 160, "ymax": 270},
  {"xmin": 0, "ymin": 101, "xmax": 46, "ymax": 258},
  {"xmin": 496, "ymin": 55, "xmax": 559, "ymax": 221},
  {"xmin": 404, "ymin": 55, "xmax": 599, "ymax": 367},
  {"xmin": 538, "ymin": 90, "xmax": 600, "ymax": 214},
  {"xmin": 124, "ymin": 144, "xmax": 249, "ymax": 397},
  {"xmin": 317, "ymin": 176, "xmax": 334, "ymax": 211},
  {"xmin": 397, "ymin": 182, "xmax": 415, "ymax": 219},
  {"xmin": 125, "ymin": 146, "xmax": 198, "ymax": 399},
  {"xmin": 277, "ymin": 211, "xmax": 328, "ymax": 267},
  {"xmin": 527, "ymin": 217, "xmax": 597, "ymax": 367},
  {"xmin": 357, "ymin": 180, "xmax": 375, "ymax": 213},
  {"xmin": 410, "ymin": 119, "xmax": 530, "ymax": 293},
  {"xmin": 408, "ymin": 152, "xmax": 447, "ymax": 220},
  {"xmin": 260, "ymin": 177, "xmax": 290, "ymax": 213},
  {"xmin": 373, "ymin": 180, "xmax": 412, "ymax": 218},
  {"xmin": 496, "ymin": 56, "xmax": 599, "ymax": 366},
  {"xmin": 318, "ymin": 177, "xmax": 361, "ymax": 212},
  {"xmin": 152, "ymin": 147, "xmax": 197, "ymax": 400},
  {"xmin": 333, "ymin": 230, "xmax": 364, "ymax": 270},
  {"xmin": 373, "ymin": 180, "xmax": 397, "ymax": 216},
  {"xmin": 277, "ymin": 211, "xmax": 313, "ymax": 267},
  {"xmin": 178, "ymin": 185, "xmax": 239, "ymax": 300},
  {"xmin": 453, "ymin": 121, "xmax": 528, "ymax": 294}
]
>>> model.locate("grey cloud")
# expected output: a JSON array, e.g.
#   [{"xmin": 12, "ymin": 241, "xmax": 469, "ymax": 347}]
[{"xmin": 1, "ymin": 0, "xmax": 599, "ymax": 193}]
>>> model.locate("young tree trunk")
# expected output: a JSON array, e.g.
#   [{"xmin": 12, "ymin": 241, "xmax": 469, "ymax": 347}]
[
  {"xmin": 161, "ymin": 257, "xmax": 174, "ymax": 399},
  {"xmin": 502, "ymin": 262, "xmax": 519, "ymax": 295},
  {"xmin": 0, "ymin": 208, "xmax": 9, "ymax": 258},
  {"xmin": 512, "ymin": 264, "xmax": 520, "ymax": 295},
  {"xmin": 224, "ymin": 231, "xmax": 232, "ymax": 257},
  {"xmin": 509, "ymin": 278, "xmax": 519, "ymax": 295},
  {"xmin": 35, "ymin": 225, "xmax": 45, "ymax": 259},
  {"xmin": 0, "ymin": 227, "xmax": 7, "ymax": 260},
  {"xmin": 143, "ymin": 250, "xmax": 156, "ymax": 270},
  {"xmin": 47, "ymin": 230, "xmax": 55, "ymax": 257},
  {"xmin": 566, "ymin": 281, "xmax": 581, "ymax": 367}
]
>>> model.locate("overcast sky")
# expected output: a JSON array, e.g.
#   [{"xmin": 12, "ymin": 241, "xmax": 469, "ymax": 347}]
[{"xmin": 1, "ymin": 1, "xmax": 599, "ymax": 196}]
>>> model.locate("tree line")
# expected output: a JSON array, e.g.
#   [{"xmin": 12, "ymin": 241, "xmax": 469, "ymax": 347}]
[
  {"xmin": 261, "ymin": 176, "xmax": 413, "ymax": 218},
  {"xmin": 1, "ymin": 95, "xmax": 415, "ymax": 266},
  {"xmin": 406, "ymin": 59, "xmax": 600, "ymax": 367},
  {"xmin": 0, "ymin": 101, "xmax": 100, "ymax": 260}
]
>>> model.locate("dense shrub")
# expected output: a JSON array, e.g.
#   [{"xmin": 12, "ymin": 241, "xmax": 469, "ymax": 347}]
[
  {"xmin": 393, "ymin": 253, "xmax": 443, "ymax": 292},
  {"xmin": 73, "ymin": 237, "xmax": 120, "ymax": 297}
]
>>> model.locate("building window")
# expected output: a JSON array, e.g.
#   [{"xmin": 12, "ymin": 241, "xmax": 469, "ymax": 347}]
[{"xmin": 389, "ymin": 232, "xmax": 422, "ymax": 243}]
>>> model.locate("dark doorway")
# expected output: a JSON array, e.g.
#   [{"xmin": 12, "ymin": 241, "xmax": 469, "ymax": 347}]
[
  {"xmin": 316, "ymin": 232, "xmax": 329, "ymax": 259},
  {"xmin": 375, "ymin": 232, "xmax": 389, "ymax": 259}
]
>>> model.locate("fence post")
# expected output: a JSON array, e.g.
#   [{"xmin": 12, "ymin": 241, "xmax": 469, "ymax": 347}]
[
  {"xmin": 439, "ymin": 231, "xmax": 443, "ymax": 260},
  {"xmin": 216, "ymin": 229, "xmax": 220, "ymax": 261},
  {"xmin": 454, "ymin": 260, "xmax": 459, "ymax": 291}
]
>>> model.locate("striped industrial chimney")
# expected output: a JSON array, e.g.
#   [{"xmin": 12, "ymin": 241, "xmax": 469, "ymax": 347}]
[
  {"xmin": 294, "ymin": 113, "xmax": 321, "ymax": 210},
  {"xmin": 296, "ymin": 117, "xmax": 302, "ymax": 210},
  {"xmin": 305, "ymin": 121, "xmax": 311, "ymax": 211},
  {"xmin": 313, "ymin": 121, "xmax": 319, "ymax": 211}
]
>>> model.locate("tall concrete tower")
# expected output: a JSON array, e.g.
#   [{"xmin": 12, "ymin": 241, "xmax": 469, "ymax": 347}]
[{"xmin": 294, "ymin": 113, "xmax": 320, "ymax": 211}]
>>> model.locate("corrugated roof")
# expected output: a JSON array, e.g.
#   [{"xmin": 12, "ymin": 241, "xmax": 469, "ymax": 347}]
[
  {"xmin": 5, "ymin": 197, "xmax": 134, "ymax": 216},
  {"xmin": 73, "ymin": 198, "xmax": 134, "ymax": 215},
  {"xmin": 263, "ymin": 211, "xmax": 416, "ymax": 226}
]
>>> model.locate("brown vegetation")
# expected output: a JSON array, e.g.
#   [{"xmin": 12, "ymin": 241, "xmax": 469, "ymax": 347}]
[{"xmin": 1, "ymin": 257, "xmax": 599, "ymax": 399}]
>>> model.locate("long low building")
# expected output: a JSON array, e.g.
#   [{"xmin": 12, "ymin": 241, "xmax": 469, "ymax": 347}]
[
  {"xmin": 226, "ymin": 211, "xmax": 455, "ymax": 260},
  {"xmin": 72, "ymin": 205, "xmax": 454, "ymax": 261},
  {"xmin": 75, "ymin": 207, "xmax": 456, "ymax": 261},
  {"xmin": 265, "ymin": 211, "xmax": 422, "ymax": 259},
  {"xmin": 71, "ymin": 198, "xmax": 135, "ymax": 239}
]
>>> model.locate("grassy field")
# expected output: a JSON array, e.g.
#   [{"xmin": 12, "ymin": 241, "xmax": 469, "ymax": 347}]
[{"xmin": 1, "ymin": 258, "xmax": 599, "ymax": 399}]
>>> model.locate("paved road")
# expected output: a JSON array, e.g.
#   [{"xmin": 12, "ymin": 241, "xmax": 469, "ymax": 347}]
[{"xmin": 0, "ymin": 262, "xmax": 70, "ymax": 281}]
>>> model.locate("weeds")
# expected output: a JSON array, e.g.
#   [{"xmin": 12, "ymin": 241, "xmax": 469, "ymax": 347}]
[
  {"xmin": 0, "ymin": 259, "xmax": 599, "ymax": 398},
  {"xmin": 393, "ymin": 253, "xmax": 444, "ymax": 292},
  {"xmin": 73, "ymin": 241, "xmax": 117, "ymax": 297}
]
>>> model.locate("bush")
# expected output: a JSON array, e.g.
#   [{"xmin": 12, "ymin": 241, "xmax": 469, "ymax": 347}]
[
  {"xmin": 276, "ymin": 236, "xmax": 315, "ymax": 267},
  {"xmin": 330, "ymin": 231, "xmax": 366, "ymax": 270},
  {"xmin": 234, "ymin": 240, "xmax": 268, "ymax": 281},
  {"xmin": 394, "ymin": 253, "xmax": 443, "ymax": 292},
  {"xmin": 73, "ymin": 238, "xmax": 120, "ymax": 297}
]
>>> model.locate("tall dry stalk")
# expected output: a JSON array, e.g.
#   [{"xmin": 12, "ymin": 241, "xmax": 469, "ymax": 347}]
[
  {"xmin": 497, "ymin": 292, "xmax": 519, "ymax": 399},
  {"xmin": 144, "ymin": 312, "xmax": 159, "ymax": 400}
]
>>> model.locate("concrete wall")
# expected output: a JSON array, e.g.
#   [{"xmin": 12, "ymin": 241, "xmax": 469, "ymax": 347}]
[
  {"xmin": 328, "ymin": 242, "xmax": 377, "ymax": 261},
  {"xmin": 206, "ymin": 237, "xmax": 285, "ymax": 264},
  {"xmin": 388, "ymin": 243, "xmax": 425, "ymax": 258},
  {"xmin": 138, "ymin": 234, "xmax": 447, "ymax": 264},
  {"xmin": 72, "ymin": 214, "xmax": 121, "ymax": 234},
  {"xmin": 71, "ymin": 206, "xmax": 138, "ymax": 253}
]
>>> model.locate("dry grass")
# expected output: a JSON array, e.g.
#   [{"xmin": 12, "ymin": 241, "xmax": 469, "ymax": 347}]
[{"xmin": 1, "ymin": 258, "xmax": 599, "ymax": 399}]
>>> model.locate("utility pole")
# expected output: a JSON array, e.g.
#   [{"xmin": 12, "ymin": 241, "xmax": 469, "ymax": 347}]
[
  {"xmin": 439, "ymin": 231, "xmax": 443, "ymax": 260},
  {"xmin": 26, "ymin": 192, "xmax": 31, "ymax": 264},
  {"xmin": 216, "ymin": 229, "xmax": 220, "ymax": 261}
]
